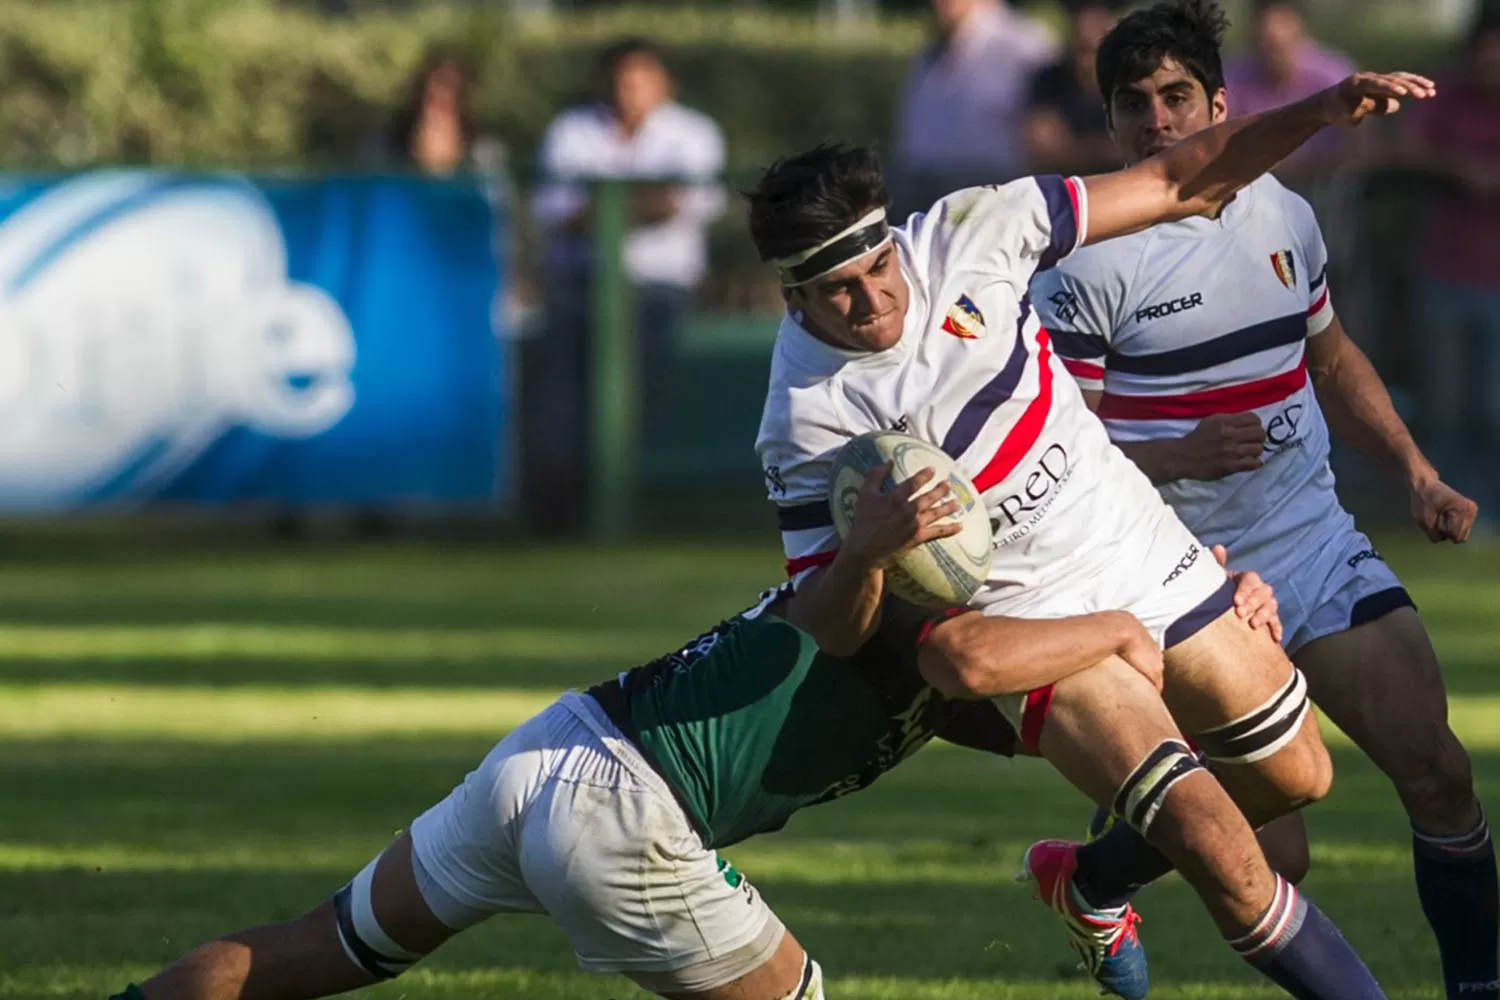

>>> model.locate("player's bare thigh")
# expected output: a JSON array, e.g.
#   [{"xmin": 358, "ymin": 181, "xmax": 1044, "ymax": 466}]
[
  {"xmin": 1163, "ymin": 608, "xmax": 1332, "ymax": 825},
  {"xmin": 1037, "ymin": 654, "xmax": 1276, "ymax": 930},
  {"xmin": 1295, "ymin": 606, "xmax": 1478, "ymax": 835}
]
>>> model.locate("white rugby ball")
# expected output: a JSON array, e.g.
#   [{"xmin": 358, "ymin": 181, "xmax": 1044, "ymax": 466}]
[{"xmin": 829, "ymin": 431, "xmax": 994, "ymax": 608}]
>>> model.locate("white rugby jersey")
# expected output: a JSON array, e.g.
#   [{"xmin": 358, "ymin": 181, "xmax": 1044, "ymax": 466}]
[
  {"xmin": 756, "ymin": 176, "xmax": 1177, "ymax": 612},
  {"xmin": 1032, "ymin": 174, "xmax": 1340, "ymax": 560}
]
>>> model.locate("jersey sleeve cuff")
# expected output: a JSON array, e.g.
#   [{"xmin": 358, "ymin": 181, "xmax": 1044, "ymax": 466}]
[
  {"xmin": 1037, "ymin": 175, "xmax": 1088, "ymax": 271},
  {"xmin": 785, "ymin": 549, "xmax": 838, "ymax": 586},
  {"xmin": 1067, "ymin": 175, "xmax": 1089, "ymax": 250},
  {"xmin": 1307, "ymin": 290, "xmax": 1334, "ymax": 336}
]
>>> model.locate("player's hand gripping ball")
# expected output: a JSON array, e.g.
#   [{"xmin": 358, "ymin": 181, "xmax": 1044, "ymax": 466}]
[{"xmin": 830, "ymin": 431, "xmax": 995, "ymax": 607}]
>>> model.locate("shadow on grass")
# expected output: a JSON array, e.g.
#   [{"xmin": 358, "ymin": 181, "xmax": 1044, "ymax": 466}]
[
  {"xmin": 2, "ymin": 734, "xmax": 1497, "ymax": 847},
  {"xmin": 0, "ymin": 860, "xmax": 1444, "ymax": 994},
  {"xmin": 0, "ymin": 734, "xmax": 1490, "ymax": 994},
  {"xmin": 0, "ymin": 655, "xmax": 639, "ymax": 692},
  {"xmin": 0, "ymin": 537, "xmax": 1484, "ymax": 705}
]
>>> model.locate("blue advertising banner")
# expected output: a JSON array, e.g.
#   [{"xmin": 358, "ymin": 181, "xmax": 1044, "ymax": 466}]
[{"xmin": 0, "ymin": 171, "xmax": 505, "ymax": 511}]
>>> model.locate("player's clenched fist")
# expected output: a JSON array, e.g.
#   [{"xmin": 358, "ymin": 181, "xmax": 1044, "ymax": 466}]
[
  {"xmin": 1181, "ymin": 412, "xmax": 1266, "ymax": 480},
  {"xmin": 1410, "ymin": 477, "xmax": 1479, "ymax": 544},
  {"xmin": 842, "ymin": 464, "xmax": 963, "ymax": 569}
]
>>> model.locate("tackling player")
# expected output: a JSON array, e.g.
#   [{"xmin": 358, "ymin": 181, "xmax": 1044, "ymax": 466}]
[
  {"xmin": 1031, "ymin": 2, "xmax": 1496, "ymax": 997},
  {"xmin": 109, "ymin": 561, "xmax": 1295, "ymax": 1000},
  {"xmin": 748, "ymin": 58, "xmax": 1432, "ymax": 1000}
]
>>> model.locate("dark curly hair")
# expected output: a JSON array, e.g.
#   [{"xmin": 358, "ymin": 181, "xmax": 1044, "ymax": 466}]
[
  {"xmin": 1096, "ymin": 0, "xmax": 1231, "ymax": 109},
  {"xmin": 743, "ymin": 142, "xmax": 890, "ymax": 264}
]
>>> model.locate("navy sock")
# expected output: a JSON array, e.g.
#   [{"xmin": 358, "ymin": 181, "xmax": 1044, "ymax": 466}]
[
  {"xmin": 1232, "ymin": 876, "xmax": 1386, "ymax": 1000},
  {"xmin": 1072, "ymin": 820, "xmax": 1174, "ymax": 910},
  {"xmin": 1413, "ymin": 807, "xmax": 1500, "ymax": 999}
]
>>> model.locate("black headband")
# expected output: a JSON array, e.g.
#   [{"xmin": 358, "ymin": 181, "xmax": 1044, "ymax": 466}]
[{"xmin": 776, "ymin": 219, "xmax": 892, "ymax": 287}]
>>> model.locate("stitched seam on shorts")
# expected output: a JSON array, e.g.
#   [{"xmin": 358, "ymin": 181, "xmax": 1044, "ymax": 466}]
[
  {"xmin": 555, "ymin": 695, "xmax": 768, "ymax": 968},
  {"xmin": 412, "ymin": 718, "xmax": 553, "ymax": 918},
  {"xmin": 670, "ymin": 816, "xmax": 715, "ymax": 961},
  {"xmin": 501, "ymin": 710, "xmax": 567, "ymax": 911},
  {"xmin": 557, "ymin": 691, "xmax": 681, "ymax": 799},
  {"xmin": 559, "ymin": 694, "xmax": 722, "ymax": 966}
]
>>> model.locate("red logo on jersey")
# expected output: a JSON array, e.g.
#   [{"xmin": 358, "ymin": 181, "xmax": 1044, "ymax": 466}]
[
  {"xmin": 941, "ymin": 294, "xmax": 986, "ymax": 339},
  {"xmin": 1270, "ymin": 250, "xmax": 1297, "ymax": 290}
]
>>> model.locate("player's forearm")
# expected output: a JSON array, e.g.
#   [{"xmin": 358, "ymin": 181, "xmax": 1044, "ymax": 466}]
[
  {"xmin": 1085, "ymin": 97, "xmax": 1331, "ymax": 244},
  {"xmin": 784, "ymin": 554, "xmax": 886, "ymax": 657},
  {"xmin": 1312, "ymin": 339, "xmax": 1437, "ymax": 490},
  {"xmin": 1157, "ymin": 94, "xmax": 1328, "ymax": 218},
  {"xmin": 919, "ymin": 610, "xmax": 1139, "ymax": 699},
  {"xmin": 1116, "ymin": 438, "xmax": 1194, "ymax": 485}
]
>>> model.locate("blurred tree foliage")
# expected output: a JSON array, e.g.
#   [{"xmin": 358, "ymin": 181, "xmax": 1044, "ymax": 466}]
[{"xmin": 0, "ymin": 0, "xmax": 1455, "ymax": 171}]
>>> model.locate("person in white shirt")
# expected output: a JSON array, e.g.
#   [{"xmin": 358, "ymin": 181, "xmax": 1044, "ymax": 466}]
[
  {"xmin": 891, "ymin": 0, "xmax": 1057, "ymax": 213},
  {"xmin": 747, "ymin": 58, "xmax": 1434, "ymax": 998},
  {"xmin": 526, "ymin": 39, "xmax": 726, "ymax": 532},
  {"xmin": 1031, "ymin": 2, "xmax": 1495, "ymax": 997}
]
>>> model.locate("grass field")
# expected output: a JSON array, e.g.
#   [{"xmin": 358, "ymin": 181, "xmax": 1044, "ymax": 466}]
[{"xmin": 0, "ymin": 534, "xmax": 1496, "ymax": 1000}]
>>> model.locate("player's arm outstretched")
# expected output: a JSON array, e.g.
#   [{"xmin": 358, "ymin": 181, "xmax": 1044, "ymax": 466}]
[
  {"xmin": 1081, "ymin": 72, "xmax": 1435, "ymax": 244},
  {"xmin": 1307, "ymin": 316, "xmax": 1478, "ymax": 542}
]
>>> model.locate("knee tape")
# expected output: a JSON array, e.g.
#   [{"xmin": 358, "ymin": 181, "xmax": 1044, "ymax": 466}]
[
  {"xmin": 1113, "ymin": 739, "xmax": 1205, "ymax": 836},
  {"xmin": 778, "ymin": 955, "xmax": 825, "ymax": 1000},
  {"xmin": 333, "ymin": 857, "xmax": 424, "ymax": 980},
  {"xmin": 1194, "ymin": 669, "xmax": 1311, "ymax": 765}
]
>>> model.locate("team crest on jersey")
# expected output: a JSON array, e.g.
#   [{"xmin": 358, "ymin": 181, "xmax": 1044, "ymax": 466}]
[
  {"xmin": 1270, "ymin": 249, "xmax": 1298, "ymax": 290},
  {"xmin": 941, "ymin": 294, "xmax": 986, "ymax": 340}
]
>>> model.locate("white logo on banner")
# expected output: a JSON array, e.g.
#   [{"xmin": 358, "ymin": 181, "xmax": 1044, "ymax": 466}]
[{"xmin": 0, "ymin": 172, "xmax": 356, "ymax": 507}]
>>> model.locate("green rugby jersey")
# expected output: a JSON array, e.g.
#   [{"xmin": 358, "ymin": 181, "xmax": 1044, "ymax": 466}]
[{"xmin": 588, "ymin": 589, "xmax": 1012, "ymax": 849}]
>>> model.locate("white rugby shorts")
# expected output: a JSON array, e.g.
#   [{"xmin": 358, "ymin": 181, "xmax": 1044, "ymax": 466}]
[
  {"xmin": 1239, "ymin": 514, "xmax": 1413, "ymax": 655},
  {"xmin": 982, "ymin": 498, "xmax": 1232, "ymax": 749},
  {"xmin": 407, "ymin": 691, "xmax": 784, "ymax": 992}
]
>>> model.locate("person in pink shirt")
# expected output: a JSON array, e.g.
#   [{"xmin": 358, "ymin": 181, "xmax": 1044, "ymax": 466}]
[
  {"xmin": 1223, "ymin": 0, "xmax": 1356, "ymax": 181},
  {"xmin": 1407, "ymin": 8, "xmax": 1500, "ymax": 527}
]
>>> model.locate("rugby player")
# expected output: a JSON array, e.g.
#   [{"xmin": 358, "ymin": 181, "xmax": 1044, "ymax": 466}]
[
  {"xmin": 110, "ymin": 554, "xmax": 1286, "ymax": 1000},
  {"xmin": 1031, "ymin": 2, "xmax": 1496, "ymax": 996},
  {"xmin": 748, "ymin": 62, "xmax": 1432, "ymax": 1000}
]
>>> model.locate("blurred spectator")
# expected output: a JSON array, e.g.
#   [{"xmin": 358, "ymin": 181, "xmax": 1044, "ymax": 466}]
[
  {"xmin": 1405, "ymin": 9, "xmax": 1500, "ymax": 521},
  {"xmin": 526, "ymin": 38, "xmax": 726, "ymax": 534},
  {"xmin": 892, "ymin": 0, "xmax": 1057, "ymax": 215},
  {"xmin": 1023, "ymin": 1, "xmax": 1121, "ymax": 176},
  {"xmin": 294, "ymin": 45, "xmax": 510, "ymax": 543},
  {"xmin": 533, "ymin": 38, "xmax": 725, "ymax": 324},
  {"xmin": 1222, "ymin": 0, "xmax": 1356, "ymax": 182},
  {"xmin": 374, "ymin": 45, "xmax": 504, "ymax": 176}
]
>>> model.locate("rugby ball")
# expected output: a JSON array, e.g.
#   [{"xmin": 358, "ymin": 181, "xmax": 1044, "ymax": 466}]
[{"xmin": 829, "ymin": 431, "xmax": 994, "ymax": 608}]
